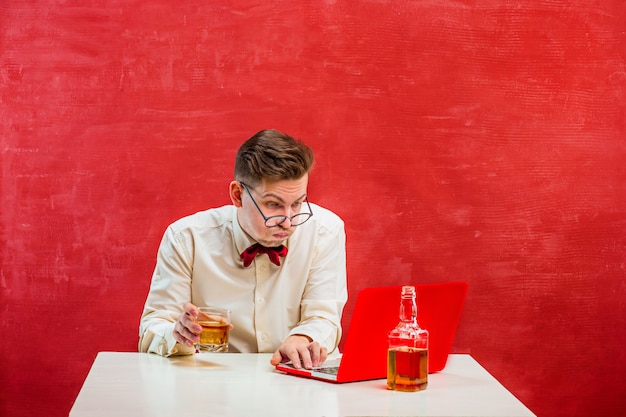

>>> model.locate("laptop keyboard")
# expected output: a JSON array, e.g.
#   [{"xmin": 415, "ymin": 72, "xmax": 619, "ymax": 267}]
[
  {"xmin": 313, "ymin": 366, "xmax": 339, "ymax": 375},
  {"xmin": 312, "ymin": 358, "xmax": 341, "ymax": 375}
]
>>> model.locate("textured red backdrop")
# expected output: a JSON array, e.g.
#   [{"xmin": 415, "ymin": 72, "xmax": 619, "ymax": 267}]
[{"xmin": 1, "ymin": 2, "xmax": 625, "ymax": 416}]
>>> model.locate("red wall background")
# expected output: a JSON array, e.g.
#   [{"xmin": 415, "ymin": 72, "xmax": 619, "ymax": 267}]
[{"xmin": 1, "ymin": 1, "xmax": 625, "ymax": 416}]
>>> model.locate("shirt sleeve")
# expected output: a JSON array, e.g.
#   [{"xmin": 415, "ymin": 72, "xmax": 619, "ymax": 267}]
[
  {"xmin": 287, "ymin": 217, "xmax": 348, "ymax": 353},
  {"xmin": 138, "ymin": 225, "xmax": 196, "ymax": 356}
]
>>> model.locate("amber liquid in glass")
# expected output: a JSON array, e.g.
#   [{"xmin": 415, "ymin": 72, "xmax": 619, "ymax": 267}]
[
  {"xmin": 197, "ymin": 320, "xmax": 229, "ymax": 351},
  {"xmin": 387, "ymin": 347, "xmax": 428, "ymax": 392}
]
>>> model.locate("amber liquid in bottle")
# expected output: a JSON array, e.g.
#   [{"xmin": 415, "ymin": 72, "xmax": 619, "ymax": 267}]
[{"xmin": 387, "ymin": 286, "xmax": 429, "ymax": 392}]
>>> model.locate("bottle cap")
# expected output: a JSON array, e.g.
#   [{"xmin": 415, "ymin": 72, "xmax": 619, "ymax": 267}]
[{"xmin": 401, "ymin": 286, "xmax": 415, "ymax": 296}]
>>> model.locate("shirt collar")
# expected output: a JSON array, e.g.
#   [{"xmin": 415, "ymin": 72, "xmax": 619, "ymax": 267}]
[{"xmin": 232, "ymin": 207, "xmax": 255, "ymax": 256}]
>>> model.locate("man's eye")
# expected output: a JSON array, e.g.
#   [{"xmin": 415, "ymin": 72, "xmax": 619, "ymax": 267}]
[{"xmin": 266, "ymin": 201, "xmax": 280, "ymax": 209}]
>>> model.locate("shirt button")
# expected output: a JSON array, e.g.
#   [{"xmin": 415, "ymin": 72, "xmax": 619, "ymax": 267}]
[{"xmin": 257, "ymin": 297, "xmax": 265, "ymax": 304}]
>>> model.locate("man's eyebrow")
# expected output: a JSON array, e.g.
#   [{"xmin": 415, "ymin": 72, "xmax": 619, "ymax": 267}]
[{"xmin": 263, "ymin": 193, "xmax": 307, "ymax": 203}]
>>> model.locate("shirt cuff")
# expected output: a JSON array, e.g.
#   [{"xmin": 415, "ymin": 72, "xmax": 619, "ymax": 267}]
[{"xmin": 142, "ymin": 321, "xmax": 196, "ymax": 357}]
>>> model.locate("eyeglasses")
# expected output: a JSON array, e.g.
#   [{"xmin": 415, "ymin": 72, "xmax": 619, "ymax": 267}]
[{"xmin": 239, "ymin": 182, "xmax": 313, "ymax": 227}]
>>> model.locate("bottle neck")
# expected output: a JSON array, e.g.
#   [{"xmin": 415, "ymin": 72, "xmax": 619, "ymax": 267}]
[{"xmin": 399, "ymin": 295, "xmax": 417, "ymax": 323}]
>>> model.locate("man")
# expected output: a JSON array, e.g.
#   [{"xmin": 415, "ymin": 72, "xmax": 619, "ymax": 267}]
[{"xmin": 139, "ymin": 129, "xmax": 347, "ymax": 370}]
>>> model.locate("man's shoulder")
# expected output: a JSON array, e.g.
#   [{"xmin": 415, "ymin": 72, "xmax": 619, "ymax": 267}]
[{"xmin": 169, "ymin": 205, "xmax": 235, "ymax": 232}]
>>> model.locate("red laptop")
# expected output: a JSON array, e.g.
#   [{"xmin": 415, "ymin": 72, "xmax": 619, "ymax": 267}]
[{"xmin": 275, "ymin": 281, "xmax": 468, "ymax": 383}]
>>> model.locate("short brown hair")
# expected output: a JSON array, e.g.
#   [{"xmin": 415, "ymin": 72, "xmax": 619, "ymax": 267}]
[{"xmin": 234, "ymin": 129, "xmax": 315, "ymax": 186}]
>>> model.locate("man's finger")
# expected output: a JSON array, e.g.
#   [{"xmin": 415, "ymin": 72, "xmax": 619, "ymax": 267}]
[
  {"xmin": 296, "ymin": 346, "xmax": 313, "ymax": 369},
  {"xmin": 310, "ymin": 343, "xmax": 328, "ymax": 367},
  {"xmin": 270, "ymin": 350, "xmax": 283, "ymax": 366}
]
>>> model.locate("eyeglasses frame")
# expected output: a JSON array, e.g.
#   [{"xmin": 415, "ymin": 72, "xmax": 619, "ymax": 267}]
[{"xmin": 239, "ymin": 182, "xmax": 313, "ymax": 227}]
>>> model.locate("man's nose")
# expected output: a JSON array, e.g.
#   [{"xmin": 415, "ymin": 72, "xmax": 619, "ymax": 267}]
[
  {"xmin": 277, "ymin": 207, "xmax": 297, "ymax": 227},
  {"xmin": 279, "ymin": 216, "xmax": 293, "ymax": 228}
]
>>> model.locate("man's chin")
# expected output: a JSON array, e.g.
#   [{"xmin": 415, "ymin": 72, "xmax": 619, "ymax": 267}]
[{"xmin": 258, "ymin": 238, "xmax": 286, "ymax": 247}]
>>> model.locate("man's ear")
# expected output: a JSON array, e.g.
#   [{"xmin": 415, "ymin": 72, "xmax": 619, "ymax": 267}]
[{"xmin": 229, "ymin": 181, "xmax": 243, "ymax": 207}]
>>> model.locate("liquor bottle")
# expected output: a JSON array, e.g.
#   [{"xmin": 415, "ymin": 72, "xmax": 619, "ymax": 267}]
[{"xmin": 387, "ymin": 285, "xmax": 429, "ymax": 391}]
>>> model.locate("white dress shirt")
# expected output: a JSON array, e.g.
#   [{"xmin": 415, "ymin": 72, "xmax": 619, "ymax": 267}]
[{"xmin": 139, "ymin": 203, "xmax": 347, "ymax": 356}]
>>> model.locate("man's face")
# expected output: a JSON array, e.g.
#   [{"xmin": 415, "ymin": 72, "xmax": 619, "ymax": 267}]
[{"xmin": 233, "ymin": 175, "xmax": 309, "ymax": 247}]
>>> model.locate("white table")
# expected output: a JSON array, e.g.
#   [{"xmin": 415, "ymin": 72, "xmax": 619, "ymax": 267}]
[{"xmin": 70, "ymin": 352, "xmax": 535, "ymax": 417}]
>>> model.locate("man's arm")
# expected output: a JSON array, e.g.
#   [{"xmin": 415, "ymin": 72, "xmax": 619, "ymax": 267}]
[{"xmin": 138, "ymin": 226, "xmax": 196, "ymax": 356}]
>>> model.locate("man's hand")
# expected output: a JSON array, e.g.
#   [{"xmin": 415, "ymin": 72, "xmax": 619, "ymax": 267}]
[
  {"xmin": 173, "ymin": 303, "xmax": 201, "ymax": 347},
  {"xmin": 270, "ymin": 334, "xmax": 328, "ymax": 369}
]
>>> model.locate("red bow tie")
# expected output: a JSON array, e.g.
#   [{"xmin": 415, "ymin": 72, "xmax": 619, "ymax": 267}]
[{"xmin": 240, "ymin": 243, "xmax": 288, "ymax": 267}]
